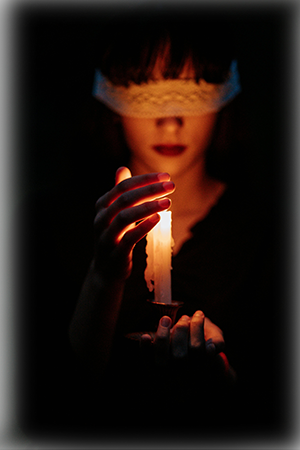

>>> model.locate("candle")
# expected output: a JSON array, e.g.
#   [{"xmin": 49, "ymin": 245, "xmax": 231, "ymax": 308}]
[{"xmin": 145, "ymin": 210, "xmax": 172, "ymax": 303}]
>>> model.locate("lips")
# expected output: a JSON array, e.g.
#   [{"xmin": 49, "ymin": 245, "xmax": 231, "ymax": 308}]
[{"xmin": 153, "ymin": 145, "xmax": 187, "ymax": 156}]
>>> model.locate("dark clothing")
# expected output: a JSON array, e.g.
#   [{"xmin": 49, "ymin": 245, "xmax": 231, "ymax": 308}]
[{"xmin": 18, "ymin": 176, "xmax": 288, "ymax": 441}]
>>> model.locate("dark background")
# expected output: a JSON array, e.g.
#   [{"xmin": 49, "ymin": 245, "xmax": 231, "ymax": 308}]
[{"xmin": 0, "ymin": 0, "xmax": 300, "ymax": 450}]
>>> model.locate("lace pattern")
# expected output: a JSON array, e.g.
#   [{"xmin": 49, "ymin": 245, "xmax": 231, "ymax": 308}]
[{"xmin": 93, "ymin": 60, "xmax": 241, "ymax": 118}]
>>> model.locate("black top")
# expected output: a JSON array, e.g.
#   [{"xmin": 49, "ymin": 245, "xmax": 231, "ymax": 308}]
[{"xmin": 17, "ymin": 176, "xmax": 287, "ymax": 441}]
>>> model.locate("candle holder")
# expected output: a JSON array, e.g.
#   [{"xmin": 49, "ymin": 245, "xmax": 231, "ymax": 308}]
[
  {"xmin": 125, "ymin": 300, "xmax": 184, "ymax": 342},
  {"xmin": 147, "ymin": 299, "xmax": 184, "ymax": 326}
]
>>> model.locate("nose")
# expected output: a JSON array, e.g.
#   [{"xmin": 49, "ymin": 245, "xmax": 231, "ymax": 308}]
[{"xmin": 156, "ymin": 117, "xmax": 183, "ymax": 130}]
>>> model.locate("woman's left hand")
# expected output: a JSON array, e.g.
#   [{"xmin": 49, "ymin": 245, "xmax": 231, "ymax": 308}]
[{"xmin": 140, "ymin": 311, "xmax": 235, "ymax": 382}]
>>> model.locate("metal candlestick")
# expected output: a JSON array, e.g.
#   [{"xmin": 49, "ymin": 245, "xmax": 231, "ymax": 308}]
[
  {"xmin": 125, "ymin": 300, "xmax": 184, "ymax": 342},
  {"xmin": 147, "ymin": 299, "xmax": 184, "ymax": 326}
]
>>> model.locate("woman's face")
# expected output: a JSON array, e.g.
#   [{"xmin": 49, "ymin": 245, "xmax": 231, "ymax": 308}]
[
  {"xmin": 121, "ymin": 112, "xmax": 218, "ymax": 177},
  {"xmin": 120, "ymin": 55, "xmax": 218, "ymax": 177}
]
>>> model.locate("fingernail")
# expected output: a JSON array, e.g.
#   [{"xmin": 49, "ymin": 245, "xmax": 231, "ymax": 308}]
[
  {"xmin": 157, "ymin": 172, "xmax": 170, "ymax": 181},
  {"xmin": 141, "ymin": 333, "xmax": 152, "ymax": 342},
  {"xmin": 162, "ymin": 181, "xmax": 175, "ymax": 192},
  {"xmin": 180, "ymin": 315, "xmax": 190, "ymax": 322},
  {"xmin": 149, "ymin": 213, "xmax": 160, "ymax": 223},
  {"xmin": 206, "ymin": 342, "xmax": 216, "ymax": 356},
  {"xmin": 161, "ymin": 316, "xmax": 171, "ymax": 328},
  {"xmin": 158, "ymin": 198, "xmax": 171, "ymax": 209}
]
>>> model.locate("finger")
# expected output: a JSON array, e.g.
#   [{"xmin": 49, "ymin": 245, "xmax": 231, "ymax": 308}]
[
  {"xmin": 105, "ymin": 181, "xmax": 174, "ymax": 225},
  {"xmin": 116, "ymin": 214, "xmax": 161, "ymax": 256},
  {"xmin": 96, "ymin": 172, "xmax": 172, "ymax": 210},
  {"xmin": 189, "ymin": 310, "xmax": 205, "ymax": 353},
  {"xmin": 94, "ymin": 180, "xmax": 174, "ymax": 238},
  {"xmin": 140, "ymin": 333, "xmax": 153, "ymax": 346},
  {"xmin": 94, "ymin": 181, "xmax": 173, "ymax": 237},
  {"xmin": 171, "ymin": 315, "xmax": 190, "ymax": 360},
  {"xmin": 110, "ymin": 178, "xmax": 175, "ymax": 214},
  {"xmin": 139, "ymin": 334, "xmax": 152, "ymax": 369},
  {"xmin": 107, "ymin": 198, "xmax": 171, "ymax": 244},
  {"xmin": 94, "ymin": 212, "xmax": 164, "ymax": 280},
  {"xmin": 115, "ymin": 166, "xmax": 132, "ymax": 185},
  {"xmin": 104, "ymin": 215, "xmax": 160, "ymax": 280},
  {"xmin": 153, "ymin": 316, "xmax": 172, "ymax": 367},
  {"xmin": 204, "ymin": 318, "xmax": 225, "ymax": 356}
]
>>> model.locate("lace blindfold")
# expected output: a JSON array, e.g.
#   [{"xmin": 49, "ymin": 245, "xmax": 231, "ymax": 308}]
[{"xmin": 92, "ymin": 60, "xmax": 241, "ymax": 118}]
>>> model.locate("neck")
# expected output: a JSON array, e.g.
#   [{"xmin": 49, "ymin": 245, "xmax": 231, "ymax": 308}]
[{"xmin": 168, "ymin": 161, "xmax": 208, "ymax": 216}]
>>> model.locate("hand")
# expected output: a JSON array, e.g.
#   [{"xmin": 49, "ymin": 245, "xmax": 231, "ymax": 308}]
[
  {"xmin": 69, "ymin": 165, "xmax": 175, "ymax": 373},
  {"xmin": 93, "ymin": 166, "xmax": 175, "ymax": 282},
  {"xmin": 140, "ymin": 311, "xmax": 234, "ymax": 381},
  {"xmin": 142, "ymin": 311, "xmax": 224, "ymax": 363}
]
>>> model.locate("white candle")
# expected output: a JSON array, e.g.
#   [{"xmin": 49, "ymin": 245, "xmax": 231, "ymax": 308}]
[{"xmin": 145, "ymin": 211, "xmax": 172, "ymax": 304}]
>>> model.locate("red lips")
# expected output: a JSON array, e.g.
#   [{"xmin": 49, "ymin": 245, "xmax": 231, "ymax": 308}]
[{"xmin": 153, "ymin": 145, "xmax": 187, "ymax": 156}]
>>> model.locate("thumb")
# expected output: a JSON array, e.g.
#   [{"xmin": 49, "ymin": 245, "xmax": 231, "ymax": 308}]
[{"xmin": 115, "ymin": 166, "xmax": 132, "ymax": 185}]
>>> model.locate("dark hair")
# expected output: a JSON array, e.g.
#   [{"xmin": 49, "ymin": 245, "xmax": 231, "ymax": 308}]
[
  {"xmin": 83, "ymin": 8, "xmax": 249, "ymax": 184},
  {"xmin": 95, "ymin": 9, "xmax": 237, "ymax": 86}
]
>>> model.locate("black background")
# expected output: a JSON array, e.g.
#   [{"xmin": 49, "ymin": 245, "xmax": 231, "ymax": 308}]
[{"xmin": 0, "ymin": 0, "xmax": 300, "ymax": 450}]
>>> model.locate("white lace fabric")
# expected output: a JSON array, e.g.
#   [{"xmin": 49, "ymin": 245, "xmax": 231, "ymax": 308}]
[{"xmin": 93, "ymin": 60, "xmax": 241, "ymax": 118}]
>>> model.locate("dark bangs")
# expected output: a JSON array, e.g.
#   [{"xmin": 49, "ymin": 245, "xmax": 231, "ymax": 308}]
[{"xmin": 96, "ymin": 11, "xmax": 236, "ymax": 86}]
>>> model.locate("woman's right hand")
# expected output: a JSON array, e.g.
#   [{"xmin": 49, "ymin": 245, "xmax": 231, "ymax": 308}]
[{"xmin": 93, "ymin": 166, "xmax": 175, "ymax": 282}]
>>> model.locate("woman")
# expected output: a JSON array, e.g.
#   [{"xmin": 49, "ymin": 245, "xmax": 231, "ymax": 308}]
[{"xmin": 13, "ymin": 1, "xmax": 295, "ymax": 448}]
